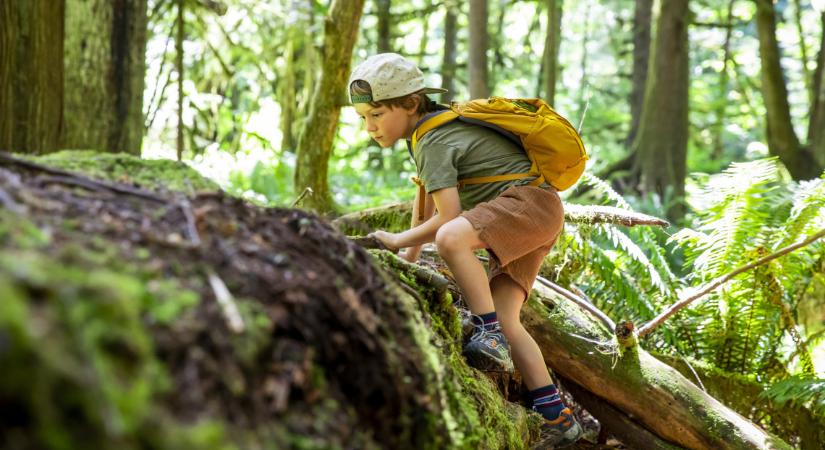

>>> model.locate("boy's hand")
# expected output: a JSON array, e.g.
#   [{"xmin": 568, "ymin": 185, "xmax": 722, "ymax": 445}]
[{"xmin": 368, "ymin": 230, "xmax": 401, "ymax": 252}]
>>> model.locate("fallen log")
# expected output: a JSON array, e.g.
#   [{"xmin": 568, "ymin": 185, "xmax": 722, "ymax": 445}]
[{"xmin": 522, "ymin": 284, "xmax": 791, "ymax": 449}]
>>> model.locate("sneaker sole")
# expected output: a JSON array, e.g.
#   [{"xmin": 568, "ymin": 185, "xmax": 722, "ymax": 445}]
[
  {"xmin": 532, "ymin": 422, "xmax": 583, "ymax": 449},
  {"xmin": 463, "ymin": 349, "xmax": 514, "ymax": 373}
]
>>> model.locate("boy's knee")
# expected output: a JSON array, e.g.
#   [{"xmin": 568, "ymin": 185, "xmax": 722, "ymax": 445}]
[{"xmin": 435, "ymin": 222, "xmax": 465, "ymax": 256}]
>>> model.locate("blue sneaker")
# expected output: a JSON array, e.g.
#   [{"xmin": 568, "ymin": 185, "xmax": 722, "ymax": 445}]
[
  {"xmin": 533, "ymin": 407, "xmax": 583, "ymax": 449},
  {"xmin": 462, "ymin": 315, "xmax": 514, "ymax": 373}
]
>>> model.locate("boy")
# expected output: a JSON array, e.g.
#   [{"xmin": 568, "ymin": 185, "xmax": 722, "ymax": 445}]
[{"xmin": 349, "ymin": 53, "xmax": 582, "ymax": 448}]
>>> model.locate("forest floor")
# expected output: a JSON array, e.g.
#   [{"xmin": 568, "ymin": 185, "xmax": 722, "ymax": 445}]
[{"xmin": 0, "ymin": 152, "xmax": 635, "ymax": 449}]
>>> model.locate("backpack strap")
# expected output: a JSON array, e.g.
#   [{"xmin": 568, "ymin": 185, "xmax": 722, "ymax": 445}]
[{"xmin": 411, "ymin": 110, "xmax": 460, "ymax": 152}]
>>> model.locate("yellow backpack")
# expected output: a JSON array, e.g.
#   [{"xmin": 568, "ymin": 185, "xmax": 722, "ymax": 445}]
[{"xmin": 410, "ymin": 97, "xmax": 587, "ymax": 200}]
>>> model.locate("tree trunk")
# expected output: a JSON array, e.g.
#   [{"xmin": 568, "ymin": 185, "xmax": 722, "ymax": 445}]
[
  {"xmin": 294, "ymin": 0, "xmax": 365, "ymax": 214},
  {"xmin": 808, "ymin": 11, "xmax": 825, "ymax": 168},
  {"xmin": 376, "ymin": 0, "xmax": 392, "ymax": 53},
  {"xmin": 631, "ymin": 0, "xmax": 689, "ymax": 221},
  {"xmin": 754, "ymin": 0, "xmax": 822, "ymax": 179},
  {"xmin": 541, "ymin": 0, "xmax": 563, "ymax": 105},
  {"xmin": 468, "ymin": 0, "xmax": 489, "ymax": 99},
  {"xmin": 0, "ymin": 1, "xmax": 65, "ymax": 155},
  {"xmin": 627, "ymin": 0, "xmax": 653, "ymax": 148},
  {"xmin": 62, "ymin": 0, "xmax": 148, "ymax": 155},
  {"xmin": 175, "ymin": 0, "xmax": 184, "ymax": 161},
  {"xmin": 711, "ymin": 0, "xmax": 735, "ymax": 159},
  {"xmin": 441, "ymin": 2, "xmax": 458, "ymax": 104},
  {"xmin": 279, "ymin": 32, "xmax": 298, "ymax": 153}
]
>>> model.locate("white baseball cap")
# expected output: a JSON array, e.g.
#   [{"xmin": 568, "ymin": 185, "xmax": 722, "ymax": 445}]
[{"xmin": 348, "ymin": 53, "xmax": 447, "ymax": 104}]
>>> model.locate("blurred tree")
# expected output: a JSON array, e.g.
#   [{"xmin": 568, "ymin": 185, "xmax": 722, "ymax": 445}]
[
  {"xmin": 754, "ymin": 0, "xmax": 824, "ymax": 179},
  {"xmin": 631, "ymin": 0, "xmax": 690, "ymax": 220},
  {"xmin": 62, "ymin": 0, "xmax": 148, "ymax": 155},
  {"xmin": 376, "ymin": 0, "xmax": 392, "ymax": 53},
  {"xmin": 294, "ymin": 0, "xmax": 366, "ymax": 213},
  {"xmin": 540, "ymin": 0, "xmax": 563, "ymax": 105},
  {"xmin": 468, "ymin": 0, "xmax": 489, "ymax": 98},
  {"xmin": 807, "ymin": 10, "xmax": 825, "ymax": 168},
  {"xmin": 627, "ymin": 0, "xmax": 652, "ymax": 147},
  {"xmin": 441, "ymin": 1, "xmax": 458, "ymax": 103},
  {"xmin": 0, "ymin": 1, "xmax": 65, "ymax": 154}
]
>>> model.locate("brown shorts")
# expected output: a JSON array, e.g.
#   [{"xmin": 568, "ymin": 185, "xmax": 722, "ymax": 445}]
[{"xmin": 460, "ymin": 185, "xmax": 564, "ymax": 295}]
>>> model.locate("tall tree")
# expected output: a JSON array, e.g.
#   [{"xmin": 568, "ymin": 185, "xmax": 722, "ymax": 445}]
[
  {"xmin": 294, "ymin": 0, "xmax": 366, "ymax": 213},
  {"xmin": 468, "ymin": 0, "xmax": 489, "ymax": 98},
  {"xmin": 807, "ymin": 10, "xmax": 825, "ymax": 168},
  {"xmin": 754, "ymin": 0, "xmax": 823, "ymax": 179},
  {"xmin": 62, "ymin": 0, "xmax": 148, "ymax": 155},
  {"xmin": 441, "ymin": 1, "xmax": 458, "ymax": 103},
  {"xmin": 541, "ymin": 0, "xmax": 563, "ymax": 105},
  {"xmin": 631, "ymin": 0, "xmax": 690, "ymax": 220},
  {"xmin": 627, "ymin": 0, "xmax": 653, "ymax": 147},
  {"xmin": 0, "ymin": 1, "xmax": 65, "ymax": 154},
  {"xmin": 376, "ymin": 0, "xmax": 392, "ymax": 53},
  {"xmin": 711, "ymin": 0, "xmax": 736, "ymax": 159}
]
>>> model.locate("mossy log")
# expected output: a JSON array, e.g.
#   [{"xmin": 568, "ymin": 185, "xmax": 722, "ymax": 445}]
[{"xmin": 522, "ymin": 286, "xmax": 791, "ymax": 449}]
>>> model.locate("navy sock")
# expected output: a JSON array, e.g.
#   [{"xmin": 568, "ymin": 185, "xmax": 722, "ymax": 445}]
[
  {"xmin": 478, "ymin": 311, "xmax": 499, "ymax": 331},
  {"xmin": 530, "ymin": 384, "xmax": 565, "ymax": 420}
]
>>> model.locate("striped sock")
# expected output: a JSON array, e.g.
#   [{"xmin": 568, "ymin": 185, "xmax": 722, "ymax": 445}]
[
  {"xmin": 478, "ymin": 311, "xmax": 500, "ymax": 331},
  {"xmin": 530, "ymin": 384, "xmax": 565, "ymax": 420}
]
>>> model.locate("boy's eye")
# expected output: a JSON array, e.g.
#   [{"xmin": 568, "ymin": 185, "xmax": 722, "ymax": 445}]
[{"xmin": 371, "ymin": 113, "xmax": 382, "ymax": 118}]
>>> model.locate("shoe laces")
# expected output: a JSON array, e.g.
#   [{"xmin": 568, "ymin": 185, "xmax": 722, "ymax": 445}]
[{"xmin": 468, "ymin": 314, "xmax": 501, "ymax": 344}]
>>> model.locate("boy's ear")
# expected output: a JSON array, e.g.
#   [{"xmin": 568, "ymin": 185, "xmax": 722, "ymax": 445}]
[{"xmin": 405, "ymin": 95, "xmax": 422, "ymax": 115}]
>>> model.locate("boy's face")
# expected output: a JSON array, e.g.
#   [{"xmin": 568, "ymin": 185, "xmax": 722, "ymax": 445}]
[{"xmin": 354, "ymin": 103, "xmax": 418, "ymax": 148}]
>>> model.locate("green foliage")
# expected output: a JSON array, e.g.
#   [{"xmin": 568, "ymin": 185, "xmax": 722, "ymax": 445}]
[{"xmin": 761, "ymin": 376, "xmax": 825, "ymax": 419}]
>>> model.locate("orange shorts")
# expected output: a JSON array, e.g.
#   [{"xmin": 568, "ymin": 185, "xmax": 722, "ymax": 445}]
[{"xmin": 460, "ymin": 185, "xmax": 564, "ymax": 295}]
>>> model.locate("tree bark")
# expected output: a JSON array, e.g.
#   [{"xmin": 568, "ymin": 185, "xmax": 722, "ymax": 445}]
[
  {"xmin": 62, "ymin": 0, "xmax": 148, "ymax": 155},
  {"xmin": 631, "ymin": 0, "xmax": 689, "ymax": 221},
  {"xmin": 0, "ymin": 1, "xmax": 65, "ymax": 155},
  {"xmin": 376, "ymin": 0, "xmax": 392, "ymax": 53},
  {"xmin": 627, "ymin": 0, "xmax": 653, "ymax": 148},
  {"xmin": 808, "ymin": 11, "xmax": 825, "ymax": 168},
  {"xmin": 441, "ymin": 2, "xmax": 458, "ymax": 104},
  {"xmin": 754, "ymin": 0, "xmax": 822, "ymax": 179},
  {"xmin": 712, "ymin": 0, "xmax": 735, "ymax": 159},
  {"xmin": 541, "ymin": 0, "xmax": 563, "ymax": 105},
  {"xmin": 294, "ymin": 0, "xmax": 366, "ymax": 214},
  {"xmin": 468, "ymin": 0, "xmax": 489, "ymax": 99}
]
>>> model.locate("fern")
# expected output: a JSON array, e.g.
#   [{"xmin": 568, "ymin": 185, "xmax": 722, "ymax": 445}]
[{"xmin": 761, "ymin": 376, "xmax": 825, "ymax": 418}]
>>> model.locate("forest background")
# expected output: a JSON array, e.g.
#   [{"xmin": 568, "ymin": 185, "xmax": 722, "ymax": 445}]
[{"xmin": 2, "ymin": 0, "xmax": 825, "ymax": 445}]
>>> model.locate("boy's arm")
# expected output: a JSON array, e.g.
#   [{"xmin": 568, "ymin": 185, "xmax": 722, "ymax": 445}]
[
  {"xmin": 371, "ymin": 187, "xmax": 461, "ymax": 251},
  {"xmin": 400, "ymin": 188, "xmax": 435, "ymax": 262}
]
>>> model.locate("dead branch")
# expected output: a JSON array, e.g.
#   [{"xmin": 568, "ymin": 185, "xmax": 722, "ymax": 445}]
[
  {"xmin": 565, "ymin": 204, "xmax": 669, "ymax": 227},
  {"xmin": 207, "ymin": 270, "xmax": 245, "ymax": 333},
  {"xmin": 638, "ymin": 227, "xmax": 825, "ymax": 338}
]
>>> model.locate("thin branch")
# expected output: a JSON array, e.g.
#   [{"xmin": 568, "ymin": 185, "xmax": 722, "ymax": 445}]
[
  {"xmin": 0, "ymin": 185, "xmax": 25, "ymax": 215},
  {"xmin": 207, "ymin": 270, "xmax": 245, "ymax": 333},
  {"xmin": 535, "ymin": 275, "xmax": 616, "ymax": 331},
  {"xmin": 638, "ymin": 228, "xmax": 825, "ymax": 338},
  {"xmin": 291, "ymin": 187, "xmax": 313, "ymax": 208},
  {"xmin": 565, "ymin": 204, "xmax": 669, "ymax": 227}
]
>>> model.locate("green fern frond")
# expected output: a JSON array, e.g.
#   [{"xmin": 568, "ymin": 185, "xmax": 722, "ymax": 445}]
[
  {"xmin": 761, "ymin": 376, "xmax": 825, "ymax": 418},
  {"xmin": 578, "ymin": 172, "xmax": 632, "ymax": 210}
]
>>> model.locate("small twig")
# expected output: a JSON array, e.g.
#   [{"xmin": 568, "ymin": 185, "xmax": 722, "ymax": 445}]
[
  {"xmin": 638, "ymin": 228, "xmax": 825, "ymax": 338},
  {"xmin": 207, "ymin": 270, "xmax": 245, "ymax": 333},
  {"xmin": 178, "ymin": 198, "xmax": 202, "ymax": 246},
  {"xmin": 680, "ymin": 354, "xmax": 706, "ymax": 392},
  {"xmin": 535, "ymin": 275, "xmax": 616, "ymax": 331},
  {"xmin": 350, "ymin": 235, "xmax": 394, "ymax": 252},
  {"xmin": 291, "ymin": 187, "xmax": 313, "ymax": 208}
]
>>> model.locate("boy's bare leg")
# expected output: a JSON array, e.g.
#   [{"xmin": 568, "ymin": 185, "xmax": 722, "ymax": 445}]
[
  {"xmin": 489, "ymin": 274, "xmax": 553, "ymax": 390},
  {"xmin": 434, "ymin": 217, "xmax": 495, "ymax": 314}
]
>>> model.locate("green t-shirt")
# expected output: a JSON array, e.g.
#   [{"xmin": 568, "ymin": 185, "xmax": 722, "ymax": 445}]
[{"xmin": 412, "ymin": 120, "xmax": 541, "ymax": 211}]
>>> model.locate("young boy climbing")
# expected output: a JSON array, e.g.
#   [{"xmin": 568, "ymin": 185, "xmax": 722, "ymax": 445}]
[{"xmin": 349, "ymin": 53, "xmax": 582, "ymax": 448}]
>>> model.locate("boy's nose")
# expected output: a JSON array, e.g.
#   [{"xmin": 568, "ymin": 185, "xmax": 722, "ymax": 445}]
[{"xmin": 365, "ymin": 120, "xmax": 377, "ymax": 132}]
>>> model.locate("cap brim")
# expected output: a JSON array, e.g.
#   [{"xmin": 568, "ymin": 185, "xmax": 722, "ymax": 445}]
[{"xmin": 419, "ymin": 87, "xmax": 448, "ymax": 95}]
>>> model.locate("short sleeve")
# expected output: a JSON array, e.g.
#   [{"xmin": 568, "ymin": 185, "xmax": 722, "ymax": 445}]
[{"xmin": 414, "ymin": 141, "xmax": 461, "ymax": 193}]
